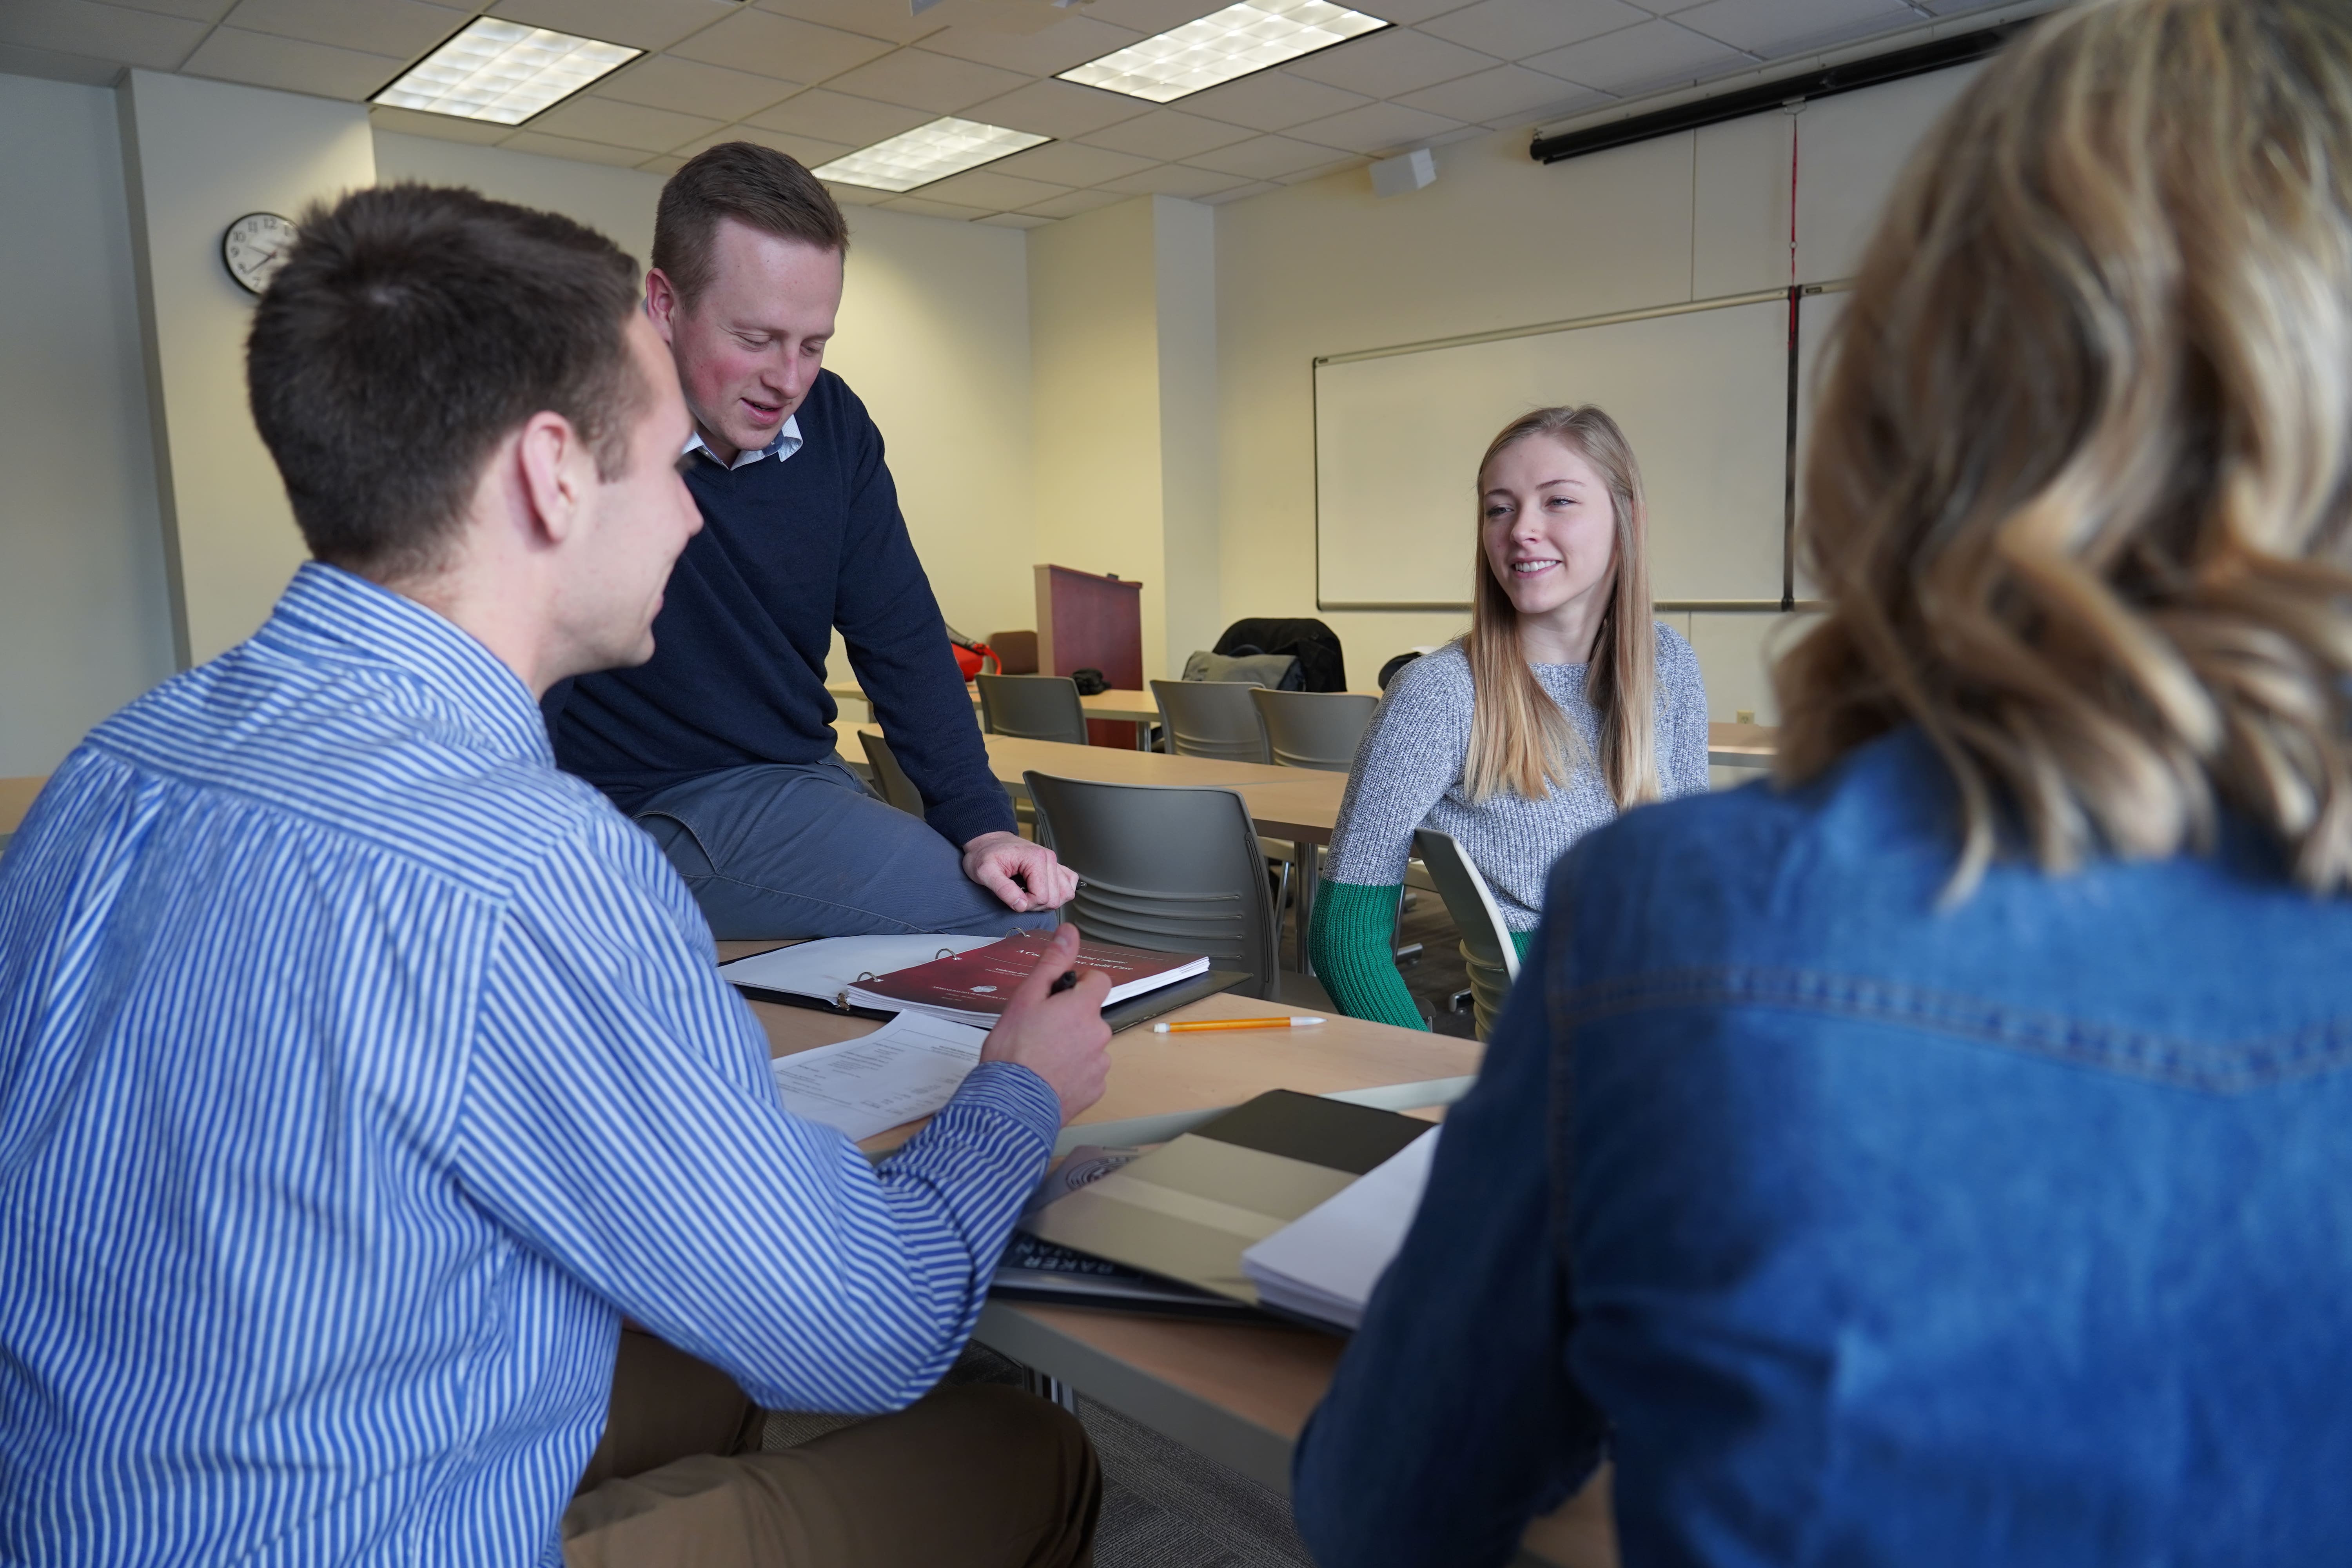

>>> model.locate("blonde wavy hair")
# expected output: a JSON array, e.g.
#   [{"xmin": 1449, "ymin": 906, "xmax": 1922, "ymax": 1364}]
[
  {"xmin": 1776, "ymin": 0, "xmax": 2352, "ymax": 897},
  {"xmin": 1462, "ymin": 406, "xmax": 1659, "ymax": 808}
]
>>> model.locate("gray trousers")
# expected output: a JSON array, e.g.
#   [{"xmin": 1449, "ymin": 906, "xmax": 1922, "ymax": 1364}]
[{"xmin": 634, "ymin": 759, "xmax": 1051, "ymax": 942}]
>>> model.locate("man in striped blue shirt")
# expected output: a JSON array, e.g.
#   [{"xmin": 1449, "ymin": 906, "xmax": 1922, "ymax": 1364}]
[{"xmin": 0, "ymin": 186, "xmax": 1109, "ymax": 1566}]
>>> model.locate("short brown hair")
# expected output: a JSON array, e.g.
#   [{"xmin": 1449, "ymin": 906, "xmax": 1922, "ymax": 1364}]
[
  {"xmin": 247, "ymin": 183, "xmax": 644, "ymax": 581},
  {"xmin": 1777, "ymin": 0, "xmax": 2352, "ymax": 894},
  {"xmin": 652, "ymin": 142, "xmax": 850, "ymax": 310}
]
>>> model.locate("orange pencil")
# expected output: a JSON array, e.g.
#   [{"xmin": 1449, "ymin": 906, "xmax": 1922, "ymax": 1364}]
[{"xmin": 1151, "ymin": 1016, "xmax": 1327, "ymax": 1033}]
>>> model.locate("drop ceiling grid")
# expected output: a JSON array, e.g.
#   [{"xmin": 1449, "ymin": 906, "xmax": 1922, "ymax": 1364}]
[{"xmin": 0, "ymin": 0, "xmax": 2014, "ymax": 225}]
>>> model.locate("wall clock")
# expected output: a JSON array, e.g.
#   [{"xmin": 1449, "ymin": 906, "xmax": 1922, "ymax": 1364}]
[{"xmin": 221, "ymin": 212, "xmax": 297, "ymax": 296}]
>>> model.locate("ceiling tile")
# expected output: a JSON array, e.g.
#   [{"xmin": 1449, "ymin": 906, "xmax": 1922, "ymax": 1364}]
[
  {"xmin": 1098, "ymin": 163, "xmax": 1248, "ymax": 198},
  {"xmin": 916, "ymin": 167, "xmax": 1072, "ymax": 207},
  {"xmin": 531, "ymin": 94, "xmax": 721, "ymax": 151},
  {"xmin": 1080, "ymin": 107, "xmax": 1252, "ymax": 160},
  {"xmin": 1184, "ymin": 130, "xmax": 1350, "ymax": 179},
  {"xmin": 487, "ymin": 0, "xmax": 715, "ymax": 53},
  {"xmin": 975, "ymin": 210, "xmax": 1053, "ymax": 228},
  {"xmin": 597, "ymin": 55, "xmax": 799, "ymax": 120},
  {"xmin": 964, "ymin": 77, "xmax": 1152, "ymax": 138},
  {"xmin": 816, "ymin": 46, "xmax": 1030, "ymax": 113},
  {"xmin": 824, "ymin": 178, "xmax": 895, "ymax": 204},
  {"xmin": 1670, "ymin": 0, "xmax": 1911, "ymax": 57},
  {"xmin": 499, "ymin": 128, "xmax": 657, "ymax": 166},
  {"xmin": 1283, "ymin": 27, "xmax": 1495, "ymax": 98},
  {"xmin": 984, "ymin": 138, "xmax": 1157, "ymax": 185},
  {"xmin": 1523, "ymin": 20, "xmax": 1744, "ymax": 96},
  {"xmin": 0, "ymin": 40, "xmax": 127, "ymax": 84},
  {"xmin": 880, "ymin": 192, "xmax": 992, "ymax": 219},
  {"xmin": 107, "ymin": 0, "xmax": 234, "ymax": 19},
  {"xmin": 1417, "ymin": 0, "xmax": 1644, "ymax": 60},
  {"xmin": 1174, "ymin": 68, "xmax": 1370, "ymax": 132},
  {"xmin": 1345, "ymin": 0, "xmax": 1471, "ymax": 20},
  {"xmin": 221, "ymin": 0, "xmax": 467, "ymax": 58},
  {"xmin": 1074, "ymin": 0, "xmax": 1229, "ymax": 36},
  {"xmin": 0, "ymin": 0, "xmax": 207, "ymax": 70},
  {"xmin": 182, "ymin": 25, "xmax": 400, "ymax": 99},
  {"xmin": 675, "ymin": 123, "xmax": 857, "ymax": 164},
  {"xmin": 745, "ymin": 86, "xmax": 933, "ymax": 145},
  {"xmin": 667, "ymin": 8, "xmax": 896, "ymax": 85},
  {"xmin": 1020, "ymin": 186, "xmax": 1129, "ymax": 218},
  {"xmin": 754, "ymin": 0, "xmax": 947, "ymax": 47},
  {"xmin": 1274, "ymin": 155, "xmax": 1359, "ymax": 184},
  {"xmin": 919, "ymin": 13, "xmax": 1144, "ymax": 76},
  {"xmin": 1199, "ymin": 177, "xmax": 1278, "ymax": 204},
  {"xmin": 638, "ymin": 152, "xmax": 690, "ymax": 174},
  {"xmin": 1395, "ymin": 62, "xmax": 1593, "ymax": 123},
  {"xmin": 371, "ymin": 102, "xmax": 514, "ymax": 142},
  {"xmin": 1285, "ymin": 97, "xmax": 1463, "ymax": 154}
]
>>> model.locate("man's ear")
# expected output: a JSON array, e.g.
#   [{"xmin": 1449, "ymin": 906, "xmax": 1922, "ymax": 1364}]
[
  {"xmin": 514, "ymin": 410, "xmax": 588, "ymax": 549},
  {"xmin": 644, "ymin": 269, "xmax": 679, "ymax": 347}
]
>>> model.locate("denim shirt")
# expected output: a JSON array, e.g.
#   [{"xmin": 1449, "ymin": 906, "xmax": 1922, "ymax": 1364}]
[{"xmin": 1294, "ymin": 728, "xmax": 2352, "ymax": 1567}]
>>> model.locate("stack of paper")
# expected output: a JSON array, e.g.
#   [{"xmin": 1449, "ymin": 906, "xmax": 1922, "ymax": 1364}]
[
  {"xmin": 766, "ymin": 1011, "xmax": 990, "ymax": 1142},
  {"xmin": 1240, "ymin": 1127, "xmax": 1440, "ymax": 1330}
]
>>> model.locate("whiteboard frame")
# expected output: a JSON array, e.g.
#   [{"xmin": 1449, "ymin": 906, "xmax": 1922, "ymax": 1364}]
[{"xmin": 1311, "ymin": 280, "xmax": 1849, "ymax": 615}]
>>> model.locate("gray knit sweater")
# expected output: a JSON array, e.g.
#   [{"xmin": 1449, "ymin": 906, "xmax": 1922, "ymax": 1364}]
[{"xmin": 1324, "ymin": 630, "xmax": 1712, "ymax": 929}]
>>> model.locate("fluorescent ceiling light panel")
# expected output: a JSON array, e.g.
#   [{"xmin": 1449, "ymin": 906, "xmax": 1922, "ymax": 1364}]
[
  {"xmin": 813, "ymin": 117, "xmax": 1051, "ymax": 193},
  {"xmin": 372, "ymin": 19, "xmax": 640, "ymax": 125},
  {"xmin": 1058, "ymin": 0, "xmax": 1388, "ymax": 104}
]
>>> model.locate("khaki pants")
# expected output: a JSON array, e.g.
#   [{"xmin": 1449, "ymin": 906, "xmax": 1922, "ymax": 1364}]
[{"xmin": 563, "ymin": 1330, "xmax": 1100, "ymax": 1568}]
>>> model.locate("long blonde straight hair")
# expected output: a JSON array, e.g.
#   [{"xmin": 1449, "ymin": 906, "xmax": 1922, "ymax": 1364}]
[
  {"xmin": 1461, "ymin": 406, "xmax": 1659, "ymax": 808},
  {"xmin": 1776, "ymin": 0, "xmax": 2352, "ymax": 896}
]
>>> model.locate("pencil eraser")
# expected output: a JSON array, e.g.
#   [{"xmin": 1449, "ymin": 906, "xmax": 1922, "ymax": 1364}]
[{"xmin": 1152, "ymin": 1022, "xmax": 1172, "ymax": 1033}]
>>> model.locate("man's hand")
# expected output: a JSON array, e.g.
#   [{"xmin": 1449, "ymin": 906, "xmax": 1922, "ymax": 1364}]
[
  {"xmin": 981, "ymin": 924, "xmax": 1112, "ymax": 1123},
  {"xmin": 962, "ymin": 830, "xmax": 1078, "ymax": 913}
]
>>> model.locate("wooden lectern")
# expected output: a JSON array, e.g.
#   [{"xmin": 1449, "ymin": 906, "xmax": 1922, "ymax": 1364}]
[{"xmin": 1034, "ymin": 564, "xmax": 1143, "ymax": 748}]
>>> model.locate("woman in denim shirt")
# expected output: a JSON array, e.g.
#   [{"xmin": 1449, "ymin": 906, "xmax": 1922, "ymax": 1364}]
[{"xmin": 1294, "ymin": 2, "xmax": 2352, "ymax": 1564}]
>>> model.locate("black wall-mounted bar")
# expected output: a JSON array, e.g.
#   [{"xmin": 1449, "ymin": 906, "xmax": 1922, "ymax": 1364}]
[{"xmin": 1529, "ymin": 19, "xmax": 2034, "ymax": 166}]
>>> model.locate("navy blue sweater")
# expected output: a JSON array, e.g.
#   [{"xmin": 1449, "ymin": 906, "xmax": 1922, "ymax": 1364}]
[{"xmin": 545, "ymin": 370, "xmax": 1013, "ymax": 848}]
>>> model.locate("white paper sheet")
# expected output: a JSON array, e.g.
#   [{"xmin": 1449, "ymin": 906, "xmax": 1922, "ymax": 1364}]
[
  {"xmin": 1240, "ymin": 1127, "xmax": 1440, "ymax": 1330},
  {"xmin": 719, "ymin": 935, "xmax": 998, "ymax": 1006},
  {"xmin": 767, "ymin": 1011, "xmax": 991, "ymax": 1142}
]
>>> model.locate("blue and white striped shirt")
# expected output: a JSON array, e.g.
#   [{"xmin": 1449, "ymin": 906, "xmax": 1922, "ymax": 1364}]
[{"xmin": 0, "ymin": 564, "xmax": 1060, "ymax": 1566}]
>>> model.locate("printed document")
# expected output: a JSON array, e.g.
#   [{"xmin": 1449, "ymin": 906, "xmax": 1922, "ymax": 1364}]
[{"xmin": 767, "ymin": 1011, "xmax": 991, "ymax": 1142}]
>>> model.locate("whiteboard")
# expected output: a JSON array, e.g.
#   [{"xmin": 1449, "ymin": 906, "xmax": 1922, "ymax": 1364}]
[{"xmin": 1314, "ymin": 295, "xmax": 1794, "ymax": 609}]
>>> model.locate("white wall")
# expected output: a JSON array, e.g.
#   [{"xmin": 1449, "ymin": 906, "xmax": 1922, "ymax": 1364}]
[
  {"xmin": 0, "ymin": 73, "xmax": 174, "ymax": 776},
  {"xmin": 119, "ymin": 69, "xmax": 376, "ymax": 666},
  {"xmin": 1212, "ymin": 64, "xmax": 1980, "ymax": 711},
  {"xmin": 373, "ymin": 131, "xmax": 1040, "ymax": 661}
]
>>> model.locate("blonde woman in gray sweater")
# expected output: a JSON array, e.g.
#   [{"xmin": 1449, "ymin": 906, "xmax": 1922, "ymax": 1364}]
[{"xmin": 1309, "ymin": 405, "xmax": 1711, "ymax": 1028}]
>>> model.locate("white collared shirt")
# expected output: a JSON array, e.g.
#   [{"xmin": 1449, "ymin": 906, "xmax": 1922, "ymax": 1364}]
[{"xmin": 683, "ymin": 414, "xmax": 803, "ymax": 471}]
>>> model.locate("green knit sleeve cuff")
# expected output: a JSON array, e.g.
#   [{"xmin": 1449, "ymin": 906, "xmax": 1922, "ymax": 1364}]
[
  {"xmin": 1308, "ymin": 878, "xmax": 1427, "ymax": 1033},
  {"xmin": 1512, "ymin": 928, "xmax": 1534, "ymax": 962}
]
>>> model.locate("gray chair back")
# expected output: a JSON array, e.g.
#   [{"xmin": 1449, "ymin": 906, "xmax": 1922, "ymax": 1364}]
[
  {"xmin": 1023, "ymin": 772, "xmax": 1281, "ymax": 1000},
  {"xmin": 977, "ymin": 673, "xmax": 1089, "ymax": 747},
  {"xmin": 1251, "ymin": 688, "xmax": 1376, "ymax": 772},
  {"xmin": 1149, "ymin": 679, "xmax": 1269, "ymax": 764},
  {"xmin": 857, "ymin": 731, "xmax": 926, "ymax": 817},
  {"xmin": 1412, "ymin": 828, "xmax": 1522, "ymax": 1040}
]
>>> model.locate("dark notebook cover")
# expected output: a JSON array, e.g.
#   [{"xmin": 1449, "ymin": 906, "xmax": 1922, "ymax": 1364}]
[{"xmin": 1025, "ymin": 1091, "xmax": 1431, "ymax": 1308}]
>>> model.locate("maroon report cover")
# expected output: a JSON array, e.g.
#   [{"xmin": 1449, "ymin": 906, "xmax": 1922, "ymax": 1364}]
[{"xmin": 845, "ymin": 931, "xmax": 1210, "ymax": 1026}]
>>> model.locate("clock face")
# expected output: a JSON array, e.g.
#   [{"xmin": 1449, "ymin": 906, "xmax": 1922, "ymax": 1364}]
[{"xmin": 222, "ymin": 212, "xmax": 298, "ymax": 297}]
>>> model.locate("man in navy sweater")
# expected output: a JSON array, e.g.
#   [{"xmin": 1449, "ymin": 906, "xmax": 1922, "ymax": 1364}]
[{"xmin": 545, "ymin": 143, "xmax": 1073, "ymax": 938}]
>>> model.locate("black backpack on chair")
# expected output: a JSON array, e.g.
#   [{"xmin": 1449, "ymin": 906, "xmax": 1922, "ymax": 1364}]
[{"xmin": 1212, "ymin": 618, "xmax": 1347, "ymax": 693}]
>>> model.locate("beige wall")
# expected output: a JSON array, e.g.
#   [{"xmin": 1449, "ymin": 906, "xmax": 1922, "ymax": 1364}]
[
  {"xmin": 0, "ymin": 73, "xmax": 174, "ymax": 777},
  {"xmin": 1211, "ymin": 65, "xmax": 1978, "ymax": 711},
  {"xmin": 119, "ymin": 69, "xmax": 376, "ymax": 666}
]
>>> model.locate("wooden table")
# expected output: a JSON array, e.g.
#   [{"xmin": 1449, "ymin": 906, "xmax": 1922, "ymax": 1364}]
[
  {"xmin": 1708, "ymin": 721, "xmax": 1776, "ymax": 770},
  {"xmin": 0, "ymin": 776, "xmax": 45, "ymax": 846},
  {"xmin": 722, "ymin": 942, "xmax": 1609, "ymax": 1566}
]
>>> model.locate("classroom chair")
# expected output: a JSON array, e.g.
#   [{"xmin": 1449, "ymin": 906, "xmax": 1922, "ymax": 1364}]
[
  {"xmin": 1412, "ymin": 828, "xmax": 1522, "ymax": 1041},
  {"xmin": 1250, "ymin": 689, "xmax": 1377, "ymax": 773},
  {"xmin": 987, "ymin": 630, "xmax": 1040, "ymax": 675},
  {"xmin": 1149, "ymin": 679, "xmax": 1270, "ymax": 763},
  {"xmin": 976, "ymin": 673, "xmax": 1089, "ymax": 747},
  {"xmin": 1022, "ymin": 771, "xmax": 1331, "ymax": 1011},
  {"xmin": 856, "ymin": 731, "xmax": 926, "ymax": 817}
]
